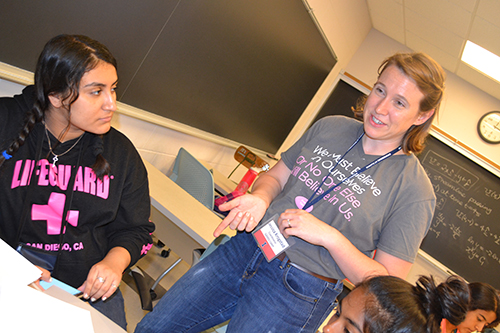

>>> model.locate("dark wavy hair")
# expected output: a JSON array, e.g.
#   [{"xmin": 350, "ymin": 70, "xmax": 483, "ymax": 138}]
[
  {"xmin": 353, "ymin": 52, "xmax": 446, "ymax": 155},
  {"xmin": 468, "ymin": 282, "xmax": 500, "ymax": 328},
  {"xmin": 0, "ymin": 34, "xmax": 117, "ymax": 178},
  {"xmin": 360, "ymin": 275, "xmax": 469, "ymax": 333}
]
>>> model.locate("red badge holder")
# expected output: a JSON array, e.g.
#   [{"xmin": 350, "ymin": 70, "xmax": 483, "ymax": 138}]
[{"xmin": 252, "ymin": 214, "xmax": 295, "ymax": 262}]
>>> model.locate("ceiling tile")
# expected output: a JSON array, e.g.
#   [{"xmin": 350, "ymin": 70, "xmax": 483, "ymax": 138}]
[
  {"xmin": 476, "ymin": 0, "xmax": 500, "ymax": 28},
  {"xmin": 406, "ymin": 31, "xmax": 460, "ymax": 72},
  {"xmin": 468, "ymin": 16, "xmax": 500, "ymax": 56},
  {"xmin": 405, "ymin": 8, "xmax": 466, "ymax": 57},
  {"xmin": 405, "ymin": 0, "xmax": 473, "ymax": 37},
  {"xmin": 449, "ymin": 0, "xmax": 478, "ymax": 12},
  {"xmin": 366, "ymin": 0, "xmax": 404, "ymax": 25},
  {"xmin": 370, "ymin": 14, "xmax": 405, "ymax": 44}
]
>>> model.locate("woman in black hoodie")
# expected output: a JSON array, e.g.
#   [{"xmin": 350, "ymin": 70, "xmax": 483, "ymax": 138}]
[{"xmin": 0, "ymin": 34, "xmax": 154, "ymax": 330}]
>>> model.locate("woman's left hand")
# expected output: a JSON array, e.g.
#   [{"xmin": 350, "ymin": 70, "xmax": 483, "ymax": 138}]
[
  {"xmin": 78, "ymin": 247, "xmax": 130, "ymax": 302},
  {"xmin": 278, "ymin": 209, "xmax": 332, "ymax": 246},
  {"xmin": 78, "ymin": 261, "xmax": 122, "ymax": 302}
]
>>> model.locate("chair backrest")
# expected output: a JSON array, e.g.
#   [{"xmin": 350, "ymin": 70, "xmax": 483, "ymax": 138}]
[{"xmin": 170, "ymin": 148, "xmax": 215, "ymax": 210}]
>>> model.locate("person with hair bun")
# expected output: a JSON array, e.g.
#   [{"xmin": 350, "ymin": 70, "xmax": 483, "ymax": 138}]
[
  {"xmin": 324, "ymin": 275, "xmax": 470, "ymax": 333},
  {"xmin": 0, "ymin": 34, "xmax": 154, "ymax": 329},
  {"xmin": 441, "ymin": 281, "xmax": 500, "ymax": 333}
]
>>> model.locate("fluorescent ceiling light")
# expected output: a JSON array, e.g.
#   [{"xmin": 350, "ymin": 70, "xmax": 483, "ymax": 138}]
[{"xmin": 461, "ymin": 40, "xmax": 500, "ymax": 82}]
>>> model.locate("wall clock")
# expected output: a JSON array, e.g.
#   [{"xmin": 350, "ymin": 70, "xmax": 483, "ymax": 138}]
[{"xmin": 477, "ymin": 111, "xmax": 500, "ymax": 144}]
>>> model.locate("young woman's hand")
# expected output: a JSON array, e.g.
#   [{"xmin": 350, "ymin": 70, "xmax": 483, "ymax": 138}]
[{"xmin": 78, "ymin": 247, "xmax": 130, "ymax": 302}]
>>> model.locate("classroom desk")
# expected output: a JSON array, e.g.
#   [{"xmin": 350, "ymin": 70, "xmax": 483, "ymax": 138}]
[{"xmin": 143, "ymin": 159, "xmax": 236, "ymax": 265}]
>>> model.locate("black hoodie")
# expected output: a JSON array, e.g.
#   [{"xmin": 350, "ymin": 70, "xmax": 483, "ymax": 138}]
[{"xmin": 0, "ymin": 86, "xmax": 154, "ymax": 288}]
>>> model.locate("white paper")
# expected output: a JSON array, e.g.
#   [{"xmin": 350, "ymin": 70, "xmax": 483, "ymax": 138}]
[
  {"xmin": 0, "ymin": 284, "xmax": 94, "ymax": 333},
  {"xmin": 0, "ymin": 239, "xmax": 98, "ymax": 332},
  {"xmin": 0, "ymin": 238, "xmax": 41, "ymax": 287}
]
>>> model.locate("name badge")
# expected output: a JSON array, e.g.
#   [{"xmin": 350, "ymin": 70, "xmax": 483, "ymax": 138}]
[{"xmin": 252, "ymin": 214, "xmax": 294, "ymax": 262}]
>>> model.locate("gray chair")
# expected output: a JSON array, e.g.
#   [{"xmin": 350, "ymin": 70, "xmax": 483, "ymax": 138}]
[{"xmin": 169, "ymin": 147, "xmax": 215, "ymax": 210}]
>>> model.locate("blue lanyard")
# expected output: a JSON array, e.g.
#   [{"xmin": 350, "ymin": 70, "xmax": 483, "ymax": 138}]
[{"xmin": 302, "ymin": 133, "xmax": 401, "ymax": 211}]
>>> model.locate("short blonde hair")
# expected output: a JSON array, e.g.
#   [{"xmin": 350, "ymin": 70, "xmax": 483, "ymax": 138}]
[{"xmin": 353, "ymin": 52, "xmax": 446, "ymax": 155}]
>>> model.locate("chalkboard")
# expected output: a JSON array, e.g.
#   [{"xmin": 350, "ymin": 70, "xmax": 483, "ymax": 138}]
[
  {"xmin": 311, "ymin": 79, "xmax": 367, "ymax": 123},
  {"xmin": 0, "ymin": 0, "xmax": 337, "ymax": 153},
  {"xmin": 418, "ymin": 134, "xmax": 500, "ymax": 289}
]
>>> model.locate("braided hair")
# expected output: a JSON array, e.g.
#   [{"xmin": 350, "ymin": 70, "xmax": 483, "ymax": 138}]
[{"xmin": 0, "ymin": 34, "xmax": 116, "ymax": 178}]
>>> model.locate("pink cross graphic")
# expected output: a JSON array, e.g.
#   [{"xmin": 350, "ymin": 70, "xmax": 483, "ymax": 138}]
[
  {"xmin": 32, "ymin": 192, "xmax": 79, "ymax": 235},
  {"xmin": 141, "ymin": 243, "xmax": 153, "ymax": 255}
]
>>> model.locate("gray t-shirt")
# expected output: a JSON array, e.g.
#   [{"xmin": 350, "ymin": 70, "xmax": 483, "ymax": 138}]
[{"xmin": 261, "ymin": 116, "xmax": 435, "ymax": 280}]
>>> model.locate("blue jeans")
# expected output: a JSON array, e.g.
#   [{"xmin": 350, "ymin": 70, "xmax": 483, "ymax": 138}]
[
  {"xmin": 135, "ymin": 232, "xmax": 343, "ymax": 333},
  {"xmin": 88, "ymin": 288, "xmax": 127, "ymax": 330}
]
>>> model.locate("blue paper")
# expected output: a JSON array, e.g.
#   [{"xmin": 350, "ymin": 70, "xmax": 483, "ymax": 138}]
[{"xmin": 40, "ymin": 277, "xmax": 82, "ymax": 296}]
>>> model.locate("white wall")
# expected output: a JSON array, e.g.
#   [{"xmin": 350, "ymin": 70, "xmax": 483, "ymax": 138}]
[{"xmin": 111, "ymin": 111, "xmax": 249, "ymax": 181}]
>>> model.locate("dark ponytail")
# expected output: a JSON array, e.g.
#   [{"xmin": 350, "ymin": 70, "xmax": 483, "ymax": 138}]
[
  {"xmin": 362, "ymin": 275, "xmax": 431, "ymax": 333},
  {"xmin": 360, "ymin": 275, "xmax": 469, "ymax": 333},
  {"xmin": 90, "ymin": 134, "xmax": 111, "ymax": 179},
  {"xmin": 415, "ymin": 275, "xmax": 469, "ymax": 332}
]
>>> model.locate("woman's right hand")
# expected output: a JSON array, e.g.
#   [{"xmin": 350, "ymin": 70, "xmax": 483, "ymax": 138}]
[{"xmin": 213, "ymin": 193, "xmax": 268, "ymax": 237}]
